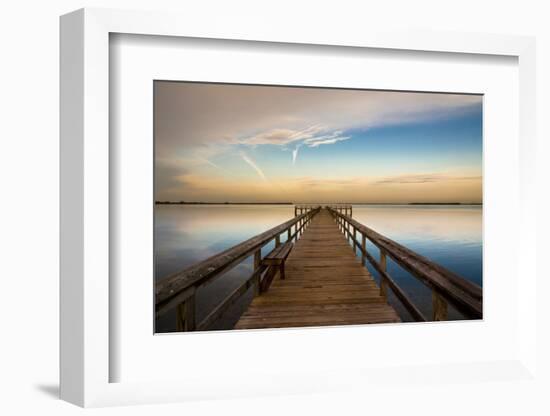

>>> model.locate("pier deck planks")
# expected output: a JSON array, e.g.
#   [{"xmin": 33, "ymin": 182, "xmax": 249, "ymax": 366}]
[{"xmin": 235, "ymin": 209, "xmax": 400, "ymax": 329}]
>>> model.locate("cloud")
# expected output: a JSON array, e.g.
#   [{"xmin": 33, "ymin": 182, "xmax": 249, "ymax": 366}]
[
  {"xmin": 303, "ymin": 130, "xmax": 351, "ymax": 148},
  {"xmin": 195, "ymin": 157, "xmax": 229, "ymax": 173},
  {"xmin": 240, "ymin": 152, "xmax": 267, "ymax": 181},
  {"xmin": 307, "ymin": 136, "xmax": 351, "ymax": 147},
  {"xmin": 292, "ymin": 145, "xmax": 301, "ymax": 165},
  {"xmin": 241, "ymin": 125, "xmax": 351, "ymax": 158},
  {"xmin": 294, "ymin": 177, "xmax": 363, "ymax": 188},
  {"xmin": 239, "ymin": 125, "xmax": 326, "ymax": 146}
]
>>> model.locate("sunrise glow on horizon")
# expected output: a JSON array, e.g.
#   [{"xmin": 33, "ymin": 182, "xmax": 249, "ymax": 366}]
[{"xmin": 154, "ymin": 82, "xmax": 482, "ymax": 204}]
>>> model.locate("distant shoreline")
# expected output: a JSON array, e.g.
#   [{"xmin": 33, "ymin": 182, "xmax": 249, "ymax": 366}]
[
  {"xmin": 155, "ymin": 201, "xmax": 482, "ymax": 206},
  {"xmin": 155, "ymin": 201, "xmax": 293, "ymax": 205},
  {"xmin": 407, "ymin": 202, "xmax": 482, "ymax": 205}
]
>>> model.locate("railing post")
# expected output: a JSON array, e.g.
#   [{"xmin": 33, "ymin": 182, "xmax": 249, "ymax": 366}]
[
  {"xmin": 176, "ymin": 302, "xmax": 184, "ymax": 331},
  {"xmin": 379, "ymin": 250, "xmax": 388, "ymax": 300},
  {"xmin": 380, "ymin": 250, "xmax": 387, "ymax": 271},
  {"xmin": 275, "ymin": 235, "xmax": 281, "ymax": 247},
  {"xmin": 342, "ymin": 217, "xmax": 345, "ymax": 234},
  {"xmin": 176, "ymin": 295, "xmax": 196, "ymax": 331},
  {"xmin": 432, "ymin": 291, "xmax": 448, "ymax": 321},
  {"xmin": 353, "ymin": 226, "xmax": 357, "ymax": 253},
  {"xmin": 361, "ymin": 234, "xmax": 366, "ymax": 266},
  {"xmin": 287, "ymin": 227, "xmax": 291, "ymax": 241},
  {"xmin": 253, "ymin": 249, "xmax": 261, "ymax": 296}
]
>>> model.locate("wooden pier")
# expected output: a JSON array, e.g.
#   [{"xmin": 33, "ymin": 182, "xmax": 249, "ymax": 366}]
[
  {"xmin": 235, "ymin": 208, "xmax": 400, "ymax": 329},
  {"xmin": 155, "ymin": 205, "xmax": 482, "ymax": 332}
]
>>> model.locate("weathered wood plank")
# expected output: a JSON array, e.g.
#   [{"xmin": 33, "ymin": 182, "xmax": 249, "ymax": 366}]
[
  {"xmin": 236, "ymin": 209, "xmax": 400, "ymax": 329},
  {"xmin": 327, "ymin": 207, "xmax": 482, "ymax": 319}
]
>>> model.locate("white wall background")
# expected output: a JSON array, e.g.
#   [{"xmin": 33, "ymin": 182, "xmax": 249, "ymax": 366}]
[{"xmin": 0, "ymin": 0, "xmax": 548, "ymax": 414}]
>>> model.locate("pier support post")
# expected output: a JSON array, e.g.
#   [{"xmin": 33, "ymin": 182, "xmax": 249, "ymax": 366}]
[
  {"xmin": 176, "ymin": 296, "xmax": 196, "ymax": 331},
  {"xmin": 432, "ymin": 291, "xmax": 448, "ymax": 321}
]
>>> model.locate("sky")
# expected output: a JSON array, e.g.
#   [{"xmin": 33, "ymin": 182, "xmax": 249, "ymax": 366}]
[{"xmin": 154, "ymin": 82, "xmax": 482, "ymax": 203}]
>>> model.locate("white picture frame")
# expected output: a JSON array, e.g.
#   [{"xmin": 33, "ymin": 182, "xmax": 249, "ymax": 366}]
[{"xmin": 60, "ymin": 8, "xmax": 538, "ymax": 408}]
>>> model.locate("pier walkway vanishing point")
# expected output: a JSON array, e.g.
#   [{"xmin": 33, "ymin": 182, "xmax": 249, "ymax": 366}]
[
  {"xmin": 155, "ymin": 205, "xmax": 483, "ymax": 332},
  {"xmin": 235, "ymin": 209, "xmax": 400, "ymax": 329}
]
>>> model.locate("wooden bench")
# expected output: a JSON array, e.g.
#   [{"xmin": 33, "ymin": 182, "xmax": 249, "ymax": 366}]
[{"xmin": 259, "ymin": 241, "xmax": 293, "ymax": 293}]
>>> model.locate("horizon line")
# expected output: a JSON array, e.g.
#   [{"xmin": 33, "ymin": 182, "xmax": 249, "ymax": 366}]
[{"xmin": 155, "ymin": 201, "xmax": 483, "ymax": 205}]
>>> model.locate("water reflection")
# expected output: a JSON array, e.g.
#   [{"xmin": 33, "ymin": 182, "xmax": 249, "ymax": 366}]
[{"xmin": 155, "ymin": 204, "xmax": 482, "ymax": 331}]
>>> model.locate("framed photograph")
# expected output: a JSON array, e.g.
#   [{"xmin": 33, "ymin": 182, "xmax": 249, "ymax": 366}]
[
  {"xmin": 60, "ymin": 8, "xmax": 538, "ymax": 408},
  {"xmin": 153, "ymin": 81, "xmax": 483, "ymax": 334}
]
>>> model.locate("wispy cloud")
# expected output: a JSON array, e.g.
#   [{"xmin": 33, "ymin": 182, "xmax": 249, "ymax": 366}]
[
  {"xmin": 240, "ymin": 125, "xmax": 326, "ymax": 146},
  {"xmin": 292, "ymin": 145, "xmax": 300, "ymax": 165},
  {"xmin": 307, "ymin": 136, "xmax": 351, "ymax": 147},
  {"xmin": 241, "ymin": 125, "xmax": 350, "ymax": 148},
  {"xmin": 303, "ymin": 130, "xmax": 351, "ymax": 148},
  {"xmin": 240, "ymin": 152, "xmax": 267, "ymax": 181},
  {"xmin": 294, "ymin": 177, "xmax": 363, "ymax": 187},
  {"xmin": 196, "ymin": 157, "xmax": 226, "ymax": 172},
  {"xmin": 241, "ymin": 125, "xmax": 351, "ymax": 165}
]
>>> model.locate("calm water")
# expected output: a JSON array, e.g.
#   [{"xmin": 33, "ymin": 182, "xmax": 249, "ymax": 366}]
[{"xmin": 155, "ymin": 204, "xmax": 482, "ymax": 332}]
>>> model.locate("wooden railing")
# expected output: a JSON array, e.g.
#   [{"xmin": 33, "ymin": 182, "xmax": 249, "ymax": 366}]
[
  {"xmin": 326, "ymin": 204, "xmax": 353, "ymax": 218},
  {"xmin": 294, "ymin": 204, "xmax": 321, "ymax": 217},
  {"xmin": 327, "ymin": 207, "xmax": 482, "ymax": 321},
  {"xmin": 155, "ymin": 207, "xmax": 321, "ymax": 331}
]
